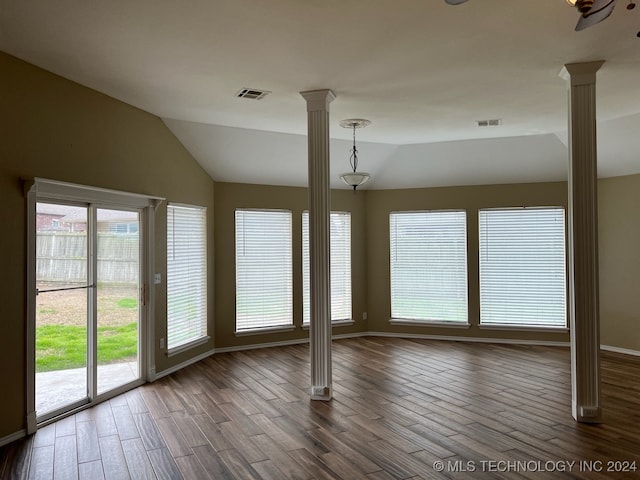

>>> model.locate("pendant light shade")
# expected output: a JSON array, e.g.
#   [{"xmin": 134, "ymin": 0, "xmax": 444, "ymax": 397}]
[
  {"xmin": 340, "ymin": 172, "xmax": 370, "ymax": 188},
  {"xmin": 339, "ymin": 118, "xmax": 371, "ymax": 191}
]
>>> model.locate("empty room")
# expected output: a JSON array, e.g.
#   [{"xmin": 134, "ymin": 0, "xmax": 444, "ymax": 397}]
[{"xmin": 1, "ymin": 0, "xmax": 640, "ymax": 478}]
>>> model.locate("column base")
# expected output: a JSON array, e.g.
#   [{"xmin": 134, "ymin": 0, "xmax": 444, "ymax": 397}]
[
  {"xmin": 572, "ymin": 403, "xmax": 603, "ymax": 423},
  {"xmin": 310, "ymin": 385, "xmax": 332, "ymax": 401}
]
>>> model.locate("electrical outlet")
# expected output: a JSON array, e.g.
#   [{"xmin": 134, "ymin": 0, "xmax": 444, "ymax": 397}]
[
  {"xmin": 362, "ymin": 312, "xmax": 368, "ymax": 320},
  {"xmin": 154, "ymin": 273, "xmax": 161, "ymax": 284},
  {"xmin": 159, "ymin": 338, "xmax": 165, "ymax": 349}
]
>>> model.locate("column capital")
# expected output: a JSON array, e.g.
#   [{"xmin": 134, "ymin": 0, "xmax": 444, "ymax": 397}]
[
  {"xmin": 300, "ymin": 89, "xmax": 336, "ymax": 112},
  {"xmin": 559, "ymin": 61, "xmax": 605, "ymax": 86}
]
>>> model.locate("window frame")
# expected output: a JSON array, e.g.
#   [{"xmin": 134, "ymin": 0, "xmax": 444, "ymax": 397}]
[
  {"xmin": 478, "ymin": 206, "xmax": 568, "ymax": 331},
  {"xmin": 25, "ymin": 177, "xmax": 161, "ymax": 433},
  {"xmin": 389, "ymin": 209, "xmax": 469, "ymax": 327},
  {"xmin": 166, "ymin": 203, "xmax": 209, "ymax": 354},
  {"xmin": 302, "ymin": 210, "xmax": 353, "ymax": 326},
  {"xmin": 235, "ymin": 208, "xmax": 294, "ymax": 335}
]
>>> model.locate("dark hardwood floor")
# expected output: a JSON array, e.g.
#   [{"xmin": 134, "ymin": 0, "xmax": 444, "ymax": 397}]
[{"xmin": 2, "ymin": 337, "xmax": 640, "ymax": 479}]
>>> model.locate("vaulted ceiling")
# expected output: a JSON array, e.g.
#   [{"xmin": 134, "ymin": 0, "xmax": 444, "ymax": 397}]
[{"xmin": 2, "ymin": 0, "xmax": 640, "ymax": 189}]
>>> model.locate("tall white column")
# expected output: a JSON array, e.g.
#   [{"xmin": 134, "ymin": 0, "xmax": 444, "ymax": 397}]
[
  {"xmin": 559, "ymin": 61, "xmax": 604, "ymax": 423},
  {"xmin": 300, "ymin": 89, "xmax": 335, "ymax": 401}
]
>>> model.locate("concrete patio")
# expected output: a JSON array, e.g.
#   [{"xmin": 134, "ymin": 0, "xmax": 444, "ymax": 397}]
[{"xmin": 36, "ymin": 362, "xmax": 138, "ymax": 415}]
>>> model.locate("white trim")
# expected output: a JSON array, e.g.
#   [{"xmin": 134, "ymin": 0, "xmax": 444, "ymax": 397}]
[
  {"xmin": 302, "ymin": 320, "xmax": 356, "ymax": 330},
  {"xmin": 145, "ymin": 206, "xmax": 156, "ymax": 382},
  {"xmin": 479, "ymin": 324, "xmax": 569, "ymax": 333},
  {"xmin": 0, "ymin": 429, "xmax": 27, "ymax": 448},
  {"xmin": 167, "ymin": 336, "xmax": 211, "ymax": 357},
  {"xmin": 366, "ymin": 331, "xmax": 570, "ymax": 347},
  {"xmin": 24, "ymin": 177, "xmax": 159, "ymax": 429},
  {"xmin": 215, "ymin": 337, "xmax": 309, "ymax": 354},
  {"xmin": 235, "ymin": 325, "xmax": 296, "ymax": 337},
  {"xmin": 331, "ymin": 320, "xmax": 355, "ymax": 327},
  {"xmin": 390, "ymin": 319, "xmax": 471, "ymax": 329},
  {"xmin": 25, "ymin": 185, "xmax": 37, "ymax": 434},
  {"xmin": 24, "ymin": 177, "xmax": 164, "ymax": 209},
  {"xmin": 166, "ymin": 204, "xmax": 208, "ymax": 351},
  {"xmin": 7, "ymin": 334, "xmax": 630, "ymax": 446},
  {"xmin": 601, "ymin": 345, "xmax": 640, "ymax": 357},
  {"xmin": 168, "ymin": 201, "xmax": 208, "ymax": 211},
  {"xmin": 215, "ymin": 330, "xmax": 569, "ymax": 355},
  {"xmin": 154, "ymin": 347, "xmax": 217, "ymax": 380},
  {"xmin": 216, "ymin": 331, "xmax": 369, "ymax": 354}
]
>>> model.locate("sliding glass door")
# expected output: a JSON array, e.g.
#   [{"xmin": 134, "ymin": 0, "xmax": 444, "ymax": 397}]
[
  {"xmin": 35, "ymin": 204, "xmax": 90, "ymax": 415},
  {"xmin": 35, "ymin": 202, "xmax": 142, "ymax": 422},
  {"xmin": 96, "ymin": 208, "xmax": 140, "ymax": 395}
]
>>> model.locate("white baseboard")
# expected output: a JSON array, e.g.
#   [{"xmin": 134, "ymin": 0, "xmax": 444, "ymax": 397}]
[
  {"xmin": 211, "ymin": 330, "xmax": 571, "ymax": 356},
  {"xmin": 3, "ymin": 335, "xmax": 634, "ymax": 449},
  {"xmin": 214, "ymin": 337, "xmax": 309, "ymax": 354},
  {"xmin": 215, "ymin": 331, "xmax": 572, "ymax": 356},
  {"xmin": 0, "ymin": 429, "xmax": 26, "ymax": 448},
  {"xmin": 366, "ymin": 331, "xmax": 570, "ymax": 347},
  {"xmin": 214, "ymin": 331, "xmax": 371, "ymax": 354},
  {"xmin": 601, "ymin": 344, "xmax": 640, "ymax": 357}
]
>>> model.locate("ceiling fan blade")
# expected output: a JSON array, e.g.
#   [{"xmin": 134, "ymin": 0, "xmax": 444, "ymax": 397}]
[
  {"xmin": 445, "ymin": 0, "xmax": 469, "ymax": 5},
  {"xmin": 575, "ymin": 0, "xmax": 617, "ymax": 30}
]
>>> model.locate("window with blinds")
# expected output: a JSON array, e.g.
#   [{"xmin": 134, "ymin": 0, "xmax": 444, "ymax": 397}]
[
  {"xmin": 167, "ymin": 204, "xmax": 207, "ymax": 351},
  {"xmin": 235, "ymin": 209, "xmax": 293, "ymax": 332},
  {"xmin": 479, "ymin": 207, "xmax": 567, "ymax": 328},
  {"xmin": 302, "ymin": 211, "xmax": 352, "ymax": 325},
  {"xmin": 389, "ymin": 210, "xmax": 468, "ymax": 323}
]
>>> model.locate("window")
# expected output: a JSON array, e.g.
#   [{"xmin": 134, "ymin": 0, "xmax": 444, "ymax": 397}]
[
  {"xmin": 235, "ymin": 209, "xmax": 293, "ymax": 332},
  {"xmin": 389, "ymin": 210, "xmax": 468, "ymax": 323},
  {"xmin": 479, "ymin": 207, "xmax": 566, "ymax": 328},
  {"xmin": 302, "ymin": 211, "xmax": 352, "ymax": 325},
  {"xmin": 167, "ymin": 204, "xmax": 208, "ymax": 350}
]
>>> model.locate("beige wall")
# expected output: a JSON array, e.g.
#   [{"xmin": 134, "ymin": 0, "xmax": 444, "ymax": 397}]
[
  {"xmin": 0, "ymin": 52, "xmax": 215, "ymax": 439},
  {"xmin": 599, "ymin": 174, "xmax": 640, "ymax": 352},
  {"xmin": 3, "ymin": 50, "xmax": 638, "ymax": 442},
  {"xmin": 214, "ymin": 182, "xmax": 368, "ymax": 348},
  {"xmin": 366, "ymin": 182, "xmax": 572, "ymax": 343}
]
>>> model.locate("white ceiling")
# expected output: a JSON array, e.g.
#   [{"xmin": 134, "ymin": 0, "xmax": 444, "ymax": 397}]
[{"xmin": 2, "ymin": 0, "xmax": 640, "ymax": 189}]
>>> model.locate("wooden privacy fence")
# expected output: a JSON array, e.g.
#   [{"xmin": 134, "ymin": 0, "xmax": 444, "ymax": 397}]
[{"xmin": 36, "ymin": 232, "xmax": 139, "ymax": 284}]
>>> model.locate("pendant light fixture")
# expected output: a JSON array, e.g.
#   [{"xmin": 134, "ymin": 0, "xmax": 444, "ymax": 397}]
[{"xmin": 339, "ymin": 118, "xmax": 371, "ymax": 191}]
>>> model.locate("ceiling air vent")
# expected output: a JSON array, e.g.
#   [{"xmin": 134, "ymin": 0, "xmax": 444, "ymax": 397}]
[
  {"xmin": 477, "ymin": 119, "xmax": 502, "ymax": 127},
  {"xmin": 235, "ymin": 88, "xmax": 271, "ymax": 100}
]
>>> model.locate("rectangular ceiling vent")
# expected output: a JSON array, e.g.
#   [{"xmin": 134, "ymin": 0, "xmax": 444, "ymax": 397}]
[
  {"xmin": 236, "ymin": 88, "xmax": 271, "ymax": 100},
  {"xmin": 477, "ymin": 119, "xmax": 502, "ymax": 127}
]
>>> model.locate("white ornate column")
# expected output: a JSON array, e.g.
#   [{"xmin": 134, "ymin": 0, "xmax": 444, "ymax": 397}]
[
  {"xmin": 300, "ymin": 89, "xmax": 335, "ymax": 401},
  {"xmin": 559, "ymin": 61, "xmax": 604, "ymax": 423}
]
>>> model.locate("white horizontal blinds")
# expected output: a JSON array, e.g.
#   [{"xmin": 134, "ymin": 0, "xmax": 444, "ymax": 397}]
[
  {"xmin": 390, "ymin": 211, "xmax": 468, "ymax": 322},
  {"xmin": 235, "ymin": 209, "xmax": 293, "ymax": 331},
  {"xmin": 167, "ymin": 204, "xmax": 207, "ymax": 350},
  {"xmin": 479, "ymin": 208, "xmax": 567, "ymax": 327},
  {"xmin": 302, "ymin": 211, "xmax": 352, "ymax": 324}
]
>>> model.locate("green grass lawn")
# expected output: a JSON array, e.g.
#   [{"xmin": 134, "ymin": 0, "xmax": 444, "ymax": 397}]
[{"xmin": 36, "ymin": 322, "xmax": 137, "ymax": 372}]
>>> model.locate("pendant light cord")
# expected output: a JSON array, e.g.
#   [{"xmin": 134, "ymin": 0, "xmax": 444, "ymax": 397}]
[{"xmin": 350, "ymin": 124, "xmax": 359, "ymax": 173}]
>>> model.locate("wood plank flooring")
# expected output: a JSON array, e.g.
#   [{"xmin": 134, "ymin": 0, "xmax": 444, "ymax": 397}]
[{"xmin": 2, "ymin": 337, "xmax": 640, "ymax": 479}]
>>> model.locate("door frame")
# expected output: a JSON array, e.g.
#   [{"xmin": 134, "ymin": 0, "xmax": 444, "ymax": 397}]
[{"xmin": 25, "ymin": 178, "xmax": 163, "ymax": 433}]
